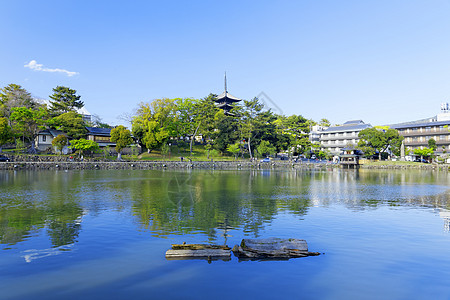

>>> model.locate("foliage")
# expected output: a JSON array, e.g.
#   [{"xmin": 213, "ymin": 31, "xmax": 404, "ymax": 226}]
[
  {"xmin": 0, "ymin": 84, "xmax": 37, "ymax": 118},
  {"xmin": 49, "ymin": 86, "xmax": 84, "ymax": 115},
  {"xmin": 110, "ymin": 125, "xmax": 133, "ymax": 158},
  {"xmin": 52, "ymin": 134, "xmax": 68, "ymax": 154},
  {"xmin": 132, "ymin": 99, "xmax": 177, "ymax": 152},
  {"xmin": 319, "ymin": 118, "xmax": 331, "ymax": 127},
  {"xmin": 69, "ymin": 138, "xmax": 99, "ymax": 156},
  {"xmin": 256, "ymin": 140, "xmax": 277, "ymax": 157},
  {"xmin": 0, "ymin": 117, "xmax": 13, "ymax": 150},
  {"xmin": 428, "ymin": 138, "xmax": 437, "ymax": 151},
  {"xmin": 358, "ymin": 127, "xmax": 403, "ymax": 159},
  {"xmin": 10, "ymin": 106, "xmax": 49, "ymax": 152},
  {"xmin": 413, "ymin": 147, "xmax": 434, "ymax": 159},
  {"xmin": 226, "ymin": 142, "xmax": 241, "ymax": 160},
  {"xmin": 49, "ymin": 111, "xmax": 87, "ymax": 139}
]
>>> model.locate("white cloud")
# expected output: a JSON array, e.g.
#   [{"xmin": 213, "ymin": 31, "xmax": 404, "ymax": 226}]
[{"xmin": 24, "ymin": 60, "xmax": 79, "ymax": 77}]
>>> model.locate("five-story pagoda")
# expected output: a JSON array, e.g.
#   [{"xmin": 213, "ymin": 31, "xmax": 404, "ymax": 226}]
[{"xmin": 214, "ymin": 73, "xmax": 241, "ymax": 115}]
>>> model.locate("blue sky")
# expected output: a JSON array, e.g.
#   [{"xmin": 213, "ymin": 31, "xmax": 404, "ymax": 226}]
[{"xmin": 2, "ymin": 0, "xmax": 450, "ymax": 127}]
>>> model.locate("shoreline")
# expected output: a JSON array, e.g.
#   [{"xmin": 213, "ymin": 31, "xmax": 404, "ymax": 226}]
[{"xmin": 0, "ymin": 161, "xmax": 448, "ymax": 171}]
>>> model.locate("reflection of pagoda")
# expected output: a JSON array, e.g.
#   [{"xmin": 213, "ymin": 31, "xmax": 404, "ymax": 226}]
[{"xmin": 214, "ymin": 73, "xmax": 241, "ymax": 115}]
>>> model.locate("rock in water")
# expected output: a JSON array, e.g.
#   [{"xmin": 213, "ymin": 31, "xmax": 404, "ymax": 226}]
[{"xmin": 232, "ymin": 238, "xmax": 320, "ymax": 259}]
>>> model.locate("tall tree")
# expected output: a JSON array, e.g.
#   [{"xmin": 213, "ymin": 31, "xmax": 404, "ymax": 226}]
[
  {"xmin": 49, "ymin": 111, "xmax": 87, "ymax": 139},
  {"xmin": 0, "ymin": 84, "xmax": 37, "ymax": 118},
  {"xmin": 110, "ymin": 125, "xmax": 133, "ymax": 160},
  {"xmin": 10, "ymin": 106, "xmax": 49, "ymax": 152},
  {"xmin": 49, "ymin": 86, "xmax": 84, "ymax": 115},
  {"xmin": 241, "ymin": 98, "xmax": 264, "ymax": 159},
  {"xmin": 0, "ymin": 117, "xmax": 13, "ymax": 152},
  {"xmin": 69, "ymin": 138, "xmax": 99, "ymax": 157},
  {"xmin": 358, "ymin": 127, "xmax": 403, "ymax": 159},
  {"xmin": 52, "ymin": 134, "xmax": 68, "ymax": 155},
  {"xmin": 132, "ymin": 99, "xmax": 178, "ymax": 152}
]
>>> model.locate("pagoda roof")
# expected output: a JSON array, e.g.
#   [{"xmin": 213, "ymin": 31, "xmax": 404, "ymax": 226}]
[{"xmin": 215, "ymin": 91, "xmax": 242, "ymax": 102}]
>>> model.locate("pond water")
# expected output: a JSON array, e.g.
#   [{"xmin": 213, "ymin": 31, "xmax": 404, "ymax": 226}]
[{"xmin": 1, "ymin": 168, "xmax": 450, "ymax": 299}]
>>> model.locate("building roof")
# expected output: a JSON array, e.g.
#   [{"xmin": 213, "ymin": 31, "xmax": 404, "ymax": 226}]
[
  {"xmin": 86, "ymin": 127, "xmax": 112, "ymax": 136},
  {"xmin": 322, "ymin": 121, "xmax": 371, "ymax": 133},
  {"xmin": 38, "ymin": 129, "xmax": 65, "ymax": 137},
  {"xmin": 215, "ymin": 91, "xmax": 242, "ymax": 102},
  {"xmin": 390, "ymin": 118, "xmax": 450, "ymax": 129},
  {"xmin": 343, "ymin": 120, "xmax": 364, "ymax": 125}
]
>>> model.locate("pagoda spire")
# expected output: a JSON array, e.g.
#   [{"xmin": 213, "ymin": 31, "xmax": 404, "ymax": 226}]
[{"xmin": 224, "ymin": 72, "xmax": 227, "ymax": 92}]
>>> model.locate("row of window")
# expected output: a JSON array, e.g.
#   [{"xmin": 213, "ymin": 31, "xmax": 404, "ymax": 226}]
[
  {"xmin": 398, "ymin": 125, "xmax": 449, "ymax": 133},
  {"xmin": 321, "ymin": 131, "xmax": 358, "ymax": 138},
  {"xmin": 405, "ymin": 135, "xmax": 449, "ymax": 143}
]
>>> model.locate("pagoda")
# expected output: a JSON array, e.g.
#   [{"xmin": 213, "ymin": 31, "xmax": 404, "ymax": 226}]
[{"xmin": 214, "ymin": 73, "xmax": 241, "ymax": 115}]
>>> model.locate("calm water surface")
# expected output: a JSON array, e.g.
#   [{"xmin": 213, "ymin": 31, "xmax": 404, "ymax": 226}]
[{"xmin": 1, "ymin": 168, "xmax": 450, "ymax": 299}]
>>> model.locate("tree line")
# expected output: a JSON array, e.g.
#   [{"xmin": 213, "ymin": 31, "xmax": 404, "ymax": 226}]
[{"xmin": 1, "ymin": 83, "xmax": 415, "ymax": 160}]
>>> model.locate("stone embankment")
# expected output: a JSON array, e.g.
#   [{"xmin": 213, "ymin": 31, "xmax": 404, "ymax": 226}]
[
  {"xmin": 0, "ymin": 155, "xmax": 448, "ymax": 171},
  {"xmin": 0, "ymin": 160, "xmax": 337, "ymax": 170}
]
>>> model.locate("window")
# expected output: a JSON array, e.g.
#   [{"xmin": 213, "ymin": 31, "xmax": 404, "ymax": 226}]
[{"xmin": 43, "ymin": 135, "xmax": 47, "ymax": 142}]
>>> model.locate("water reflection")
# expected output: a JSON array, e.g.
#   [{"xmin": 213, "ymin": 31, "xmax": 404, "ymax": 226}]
[{"xmin": 1, "ymin": 169, "xmax": 450, "ymax": 250}]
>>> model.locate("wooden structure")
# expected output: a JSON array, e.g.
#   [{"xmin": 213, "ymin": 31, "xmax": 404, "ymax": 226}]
[
  {"xmin": 214, "ymin": 73, "xmax": 241, "ymax": 115},
  {"xmin": 165, "ymin": 243, "xmax": 231, "ymax": 260},
  {"xmin": 339, "ymin": 149, "xmax": 361, "ymax": 169}
]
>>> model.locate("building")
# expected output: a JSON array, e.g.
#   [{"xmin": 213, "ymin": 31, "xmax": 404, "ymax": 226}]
[
  {"xmin": 214, "ymin": 73, "xmax": 241, "ymax": 115},
  {"xmin": 86, "ymin": 127, "xmax": 116, "ymax": 148},
  {"xmin": 390, "ymin": 103, "xmax": 450, "ymax": 154},
  {"xmin": 310, "ymin": 125, "xmax": 328, "ymax": 144},
  {"xmin": 35, "ymin": 129, "xmax": 69, "ymax": 153},
  {"xmin": 319, "ymin": 120, "xmax": 372, "ymax": 155}
]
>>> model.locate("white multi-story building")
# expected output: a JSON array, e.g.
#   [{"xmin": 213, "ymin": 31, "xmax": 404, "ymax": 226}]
[{"xmin": 319, "ymin": 120, "xmax": 372, "ymax": 155}]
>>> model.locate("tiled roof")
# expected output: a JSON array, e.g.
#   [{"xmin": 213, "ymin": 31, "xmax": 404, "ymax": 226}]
[
  {"xmin": 322, "ymin": 123, "xmax": 371, "ymax": 133},
  {"xmin": 86, "ymin": 127, "xmax": 112, "ymax": 136},
  {"xmin": 390, "ymin": 119, "xmax": 450, "ymax": 129}
]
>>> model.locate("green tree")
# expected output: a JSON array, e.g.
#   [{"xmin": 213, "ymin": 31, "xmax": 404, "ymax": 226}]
[
  {"xmin": 52, "ymin": 134, "xmax": 68, "ymax": 155},
  {"xmin": 49, "ymin": 86, "xmax": 84, "ymax": 115},
  {"xmin": 69, "ymin": 138, "xmax": 99, "ymax": 157},
  {"xmin": 241, "ymin": 98, "xmax": 264, "ymax": 159},
  {"xmin": 428, "ymin": 138, "xmax": 437, "ymax": 151},
  {"xmin": 10, "ymin": 106, "xmax": 49, "ymax": 153},
  {"xmin": 0, "ymin": 117, "xmax": 13, "ymax": 152},
  {"xmin": 413, "ymin": 147, "xmax": 434, "ymax": 161},
  {"xmin": 0, "ymin": 84, "xmax": 37, "ymax": 118},
  {"xmin": 226, "ymin": 142, "xmax": 241, "ymax": 160},
  {"xmin": 132, "ymin": 99, "xmax": 177, "ymax": 152},
  {"xmin": 49, "ymin": 111, "xmax": 87, "ymax": 139},
  {"xmin": 319, "ymin": 118, "xmax": 331, "ymax": 127},
  {"xmin": 358, "ymin": 127, "xmax": 403, "ymax": 159},
  {"xmin": 110, "ymin": 125, "xmax": 133, "ymax": 160},
  {"xmin": 256, "ymin": 140, "xmax": 276, "ymax": 158}
]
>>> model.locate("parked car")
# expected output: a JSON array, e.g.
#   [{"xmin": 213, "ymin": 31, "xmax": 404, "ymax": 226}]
[
  {"xmin": 260, "ymin": 158, "xmax": 271, "ymax": 162},
  {"xmin": 414, "ymin": 158, "xmax": 429, "ymax": 163},
  {"xmin": 0, "ymin": 155, "xmax": 10, "ymax": 162}
]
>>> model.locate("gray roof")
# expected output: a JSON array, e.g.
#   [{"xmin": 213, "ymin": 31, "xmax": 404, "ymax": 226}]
[
  {"xmin": 322, "ymin": 121, "xmax": 371, "ymax": 133},
  {"xmin": 390, "ymin": 119, "xmax": 450, "ymax": 129},
  {"xmin": 215, "ymin": 91, "xmax": 241, "ymax": 102},
  {"xmin": 38, "ymin": 129, "xmax": 65, "ymax": 137},
  {"xmin": 86, "ymin": 127, "xmax": 112, "ymax": 136}
]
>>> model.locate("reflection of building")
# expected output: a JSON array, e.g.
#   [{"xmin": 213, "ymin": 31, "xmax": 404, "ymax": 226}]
[
  {"xmin": 439, "ymin": 210, "xmax": 450, "ymax": 232},
  {"xmin": 391, "ymin": 103, "xmax": 450, "ymax": 154},
  {"xmin": 320, "ymin": 120, "xmax": 372, "ymax": 155},
  {"xmin": 214, "ymin": 73, "xmax": 241, "ymax": 115}
]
